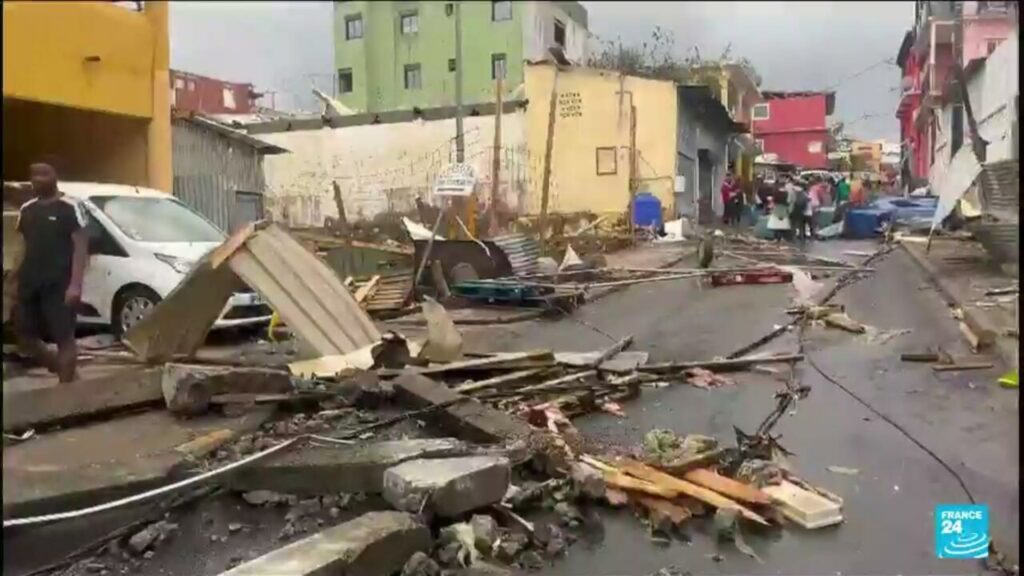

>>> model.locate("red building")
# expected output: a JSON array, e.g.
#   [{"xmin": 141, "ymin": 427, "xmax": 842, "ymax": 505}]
[
  {"xmin": 750, "ymin": 91, "xmax": 836, "ymax": 169},
  {"xmin": 170, "ymin": 70, "xmax": 261, "ymax": 115}
]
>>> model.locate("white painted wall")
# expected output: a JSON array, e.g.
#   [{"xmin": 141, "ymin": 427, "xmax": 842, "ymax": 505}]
[
  {"xmin": 256, "ymin": 113, "xmax": 528, "ymax": 227},
  {"xmin": 523, "ymin": 1, "xmax": 589, "ymax": 64}
]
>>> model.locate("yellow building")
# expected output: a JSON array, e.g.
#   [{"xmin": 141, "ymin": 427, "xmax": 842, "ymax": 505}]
[
  {"xmin": 850, "ymin": 140, "xmax": 883, "ymax": 174},
  {"xmin": 2, "ymin": 1, "xmax": 171, "ymax": 191},
  {"xmin": 524, "ymin": 63, "xmax": 678, "ymax": 216}
]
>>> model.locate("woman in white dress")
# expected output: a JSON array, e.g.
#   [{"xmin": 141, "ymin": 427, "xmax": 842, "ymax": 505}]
[{"xmin": 767, "ymin": 178, "xmax": 794, "ymax": 242}]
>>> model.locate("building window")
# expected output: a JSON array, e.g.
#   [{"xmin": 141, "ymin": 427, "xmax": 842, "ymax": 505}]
[
  {"xmin": 338, "ymin": 68, "xmax": 353, "ymax": 94},
  {"xmin": 173, "ymin": 77, "xmax": 185, "ymax": 90},
  {"xmin": 751, "ymin": 103, "xmax": 770, "ymax": 120},
  {"xmin": 187, "ymin": 80, "xmax": 196, "ymax": 91},
  {"xmin": 808, "ymin": 141, "xmax": 823, "ymax": 154},
  {"xmin": 223, "ymin": 88, "xmax": 237, "ymax": 110},
  {"xmin": 445, "ymin": 3, "xmax": 454, "ymax": 17},
  {"xmin": 491, "ymin": 54, "xmax": 507, "ymax": 80},
  {"xmin": 404, "ymin": 64, "xmax": 422, "ymax": 90},
  {"xmin": 400, "ymin": 11, "xmax": 418, "ymax": 35},
  {"xmin": 492, "ymin": 0, "xmax": 512, "ymax": 21},
  {"xmin": 345, "ymin": 14, "xmax": 364, "ymax": 40},
  {"xmin": 755, "ymin": 139, "xmax": 765, "ymax": 152},
  {"xmin": 448, "ymin": 58, "xmax": 457, "ymax": 72},
  {"xmin": 951, "ymin": 104, "xmax": 964, "ymax": 155},
  {"xmin": 554, "ymin": 19, "xmax": 566, "ymax": 48},
  {"xmin": 596, "ymin": 147, "xmax": 617, "ymax": 175}
]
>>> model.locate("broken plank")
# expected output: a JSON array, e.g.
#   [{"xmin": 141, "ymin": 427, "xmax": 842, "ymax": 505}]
[
  {"xmin": 417, "ymin": 351, "xmax": 555, "ymax": 375},
  {"xmin": 392, "ymin": 372, "xmax": 535, "ymax": 444},
  {"xmin": 900, "ymin": 352, "xmax": 941, "ymax": 363},
  {"xmin": 682, "ymin": 468, "xmax": 771, "ymax": 506},
  {"xmin": 762, "ymin": 480, "xmax": 843, "ymax": 529},
  {"xmin": 453, "ymin": 368, "xmax": 548, "ymax": 394},
  {"xmin": 931, "ymin": 362, "xmax": 994, "ymax": 372},
  {"xmin": 639, "ymin": 353, "xmax": 803, "ymax": 374},
  {"xmin": 615, "ymin": 459, "xmax": 770, "ymax": 525},
  {"xmin": 354, "ymin": 275, "xmax": 381, "ymax": 304},
  {"xmin": 631, "ymin": 494, "xmax": 693, "ymax": 525},
  {"xmin": 602, "ymin": 471, "xmax": 678, "ymax": 499}
]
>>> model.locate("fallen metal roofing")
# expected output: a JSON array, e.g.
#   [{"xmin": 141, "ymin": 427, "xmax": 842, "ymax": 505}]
[
  {"xmin": 124, "ymin": 222, "xmax": 380, "ymax": 362},
  {"xmin": 492, "ymin": 234, "xmax": 541, "ymax": 277}
]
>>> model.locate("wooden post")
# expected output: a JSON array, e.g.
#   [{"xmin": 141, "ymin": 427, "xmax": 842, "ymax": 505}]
[
  {"xmin": 490, "ymin": 76, "xmax": 503, "ymax": 237},
  {"xmin": 538, "ymin": 67, "xmax": 559, "ymax": 257},
  {"xmin": 628, "ymin": 103, "xmax": 638, "ymax": 241}
]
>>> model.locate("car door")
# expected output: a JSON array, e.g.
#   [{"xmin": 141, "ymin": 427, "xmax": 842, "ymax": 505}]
[{"xmin": 79, "ymin": 207, "xmax": 131, "ymax": 325}]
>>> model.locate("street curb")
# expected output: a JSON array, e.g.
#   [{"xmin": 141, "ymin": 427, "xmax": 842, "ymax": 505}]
[
  {"xmin": 900, "ymin": 243, "xmax": 1018, "ymax": 369},
  {"xmin": 386, "ymin": 308, "xmax": 545, "ymax": 327}
]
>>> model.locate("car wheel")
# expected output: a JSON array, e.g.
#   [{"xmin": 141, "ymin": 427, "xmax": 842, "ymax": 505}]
[{"xmin": 112, "ymin": 286, "xmax": 162, "ymax": 337}]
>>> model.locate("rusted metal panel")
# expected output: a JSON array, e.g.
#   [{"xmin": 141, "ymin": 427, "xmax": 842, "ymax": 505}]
[
  {"xmin": 172, "ymin": 119, "xmax": 268, "ymax": 233},
  {"xmin": 492, "ymin": 234, "xmax": 541, "ymax": 277},
  {"xmin": 977, "ymin": 159, "xmax": 1019, "ymax": 222}
]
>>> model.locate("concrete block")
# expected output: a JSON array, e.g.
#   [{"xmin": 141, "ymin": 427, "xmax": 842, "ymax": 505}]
[
  {"xmin": 383, "ymin": 456, "xmax": 511, "ymax": 518},
  {"xmin": 392, "ymin": 373, "xmax": 534, "ymax": 444},
  {"xmin": 219, "ymin": 511, "xmax": 430, "ymax": 576},
  {"xmin": 229, "ymin": 438, "xmax": 470, "ymax": 495},
  {"xmin": 162, "ymin": 363, "xmax": 292, "ymax": 416}
]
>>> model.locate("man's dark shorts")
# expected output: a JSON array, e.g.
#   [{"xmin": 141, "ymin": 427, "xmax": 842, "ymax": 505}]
[{"xmin": 16, "ymin": 282, "xmax": 76, "ymax": 343}]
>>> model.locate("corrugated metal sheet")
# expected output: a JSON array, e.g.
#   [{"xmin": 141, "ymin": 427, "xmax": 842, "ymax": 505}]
[
  {"xmin": 353, "ymin": 272, "xmax": 413, "ymax": 314},
  {"xmin": 172, "ymin": 119, "xmax": 268, "ymax": 233},
  {"xmin": 972, "ymin": 221, "xmax": 1019, "ymax": 265},
  {"xmin": 492, "ymin": 234, "xmax": 541, "ymax": 277},
  {"xmin": 978, "ymin": 159, "xmax": 1019, "ymax": 222},
  {"xmin": 124, "ymin": 223, "xmax": 380, "ymax": 361}
]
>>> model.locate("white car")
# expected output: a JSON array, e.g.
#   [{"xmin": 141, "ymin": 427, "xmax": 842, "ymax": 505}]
[{"xmin": 45, "ymin": 182, "xmax": 271, "ymax": 335}]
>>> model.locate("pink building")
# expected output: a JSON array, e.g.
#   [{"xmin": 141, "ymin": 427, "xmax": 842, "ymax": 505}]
[
  {"xmin": 170, "ymin": 70, "xmax": 262, "ymax": 115},
  {"xmin": 962, "ymin": 1, "xmax": 1018, "ymax": 64},
  {"xmin": 749, "ymin": 91, "xmax": 835, "ymax": 169}
]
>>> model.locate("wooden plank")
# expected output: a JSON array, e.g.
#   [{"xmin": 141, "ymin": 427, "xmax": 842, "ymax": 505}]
[
  {"xmin": 682, "ymin": 468, "xmax": 771, "ymax": 505},
  {"xmin": 931, "ymin": 362, "xmax": 994, "ymax": 372},
  {"xmin": 209, "ymin": 222, "xmax": 256, "ymax": 269},
  {"xmin": 417, "ymin": 351, "xmax": 555, "ymax": 375},
  {"xmin": 452, "ymin": 368, "xmax": 548, "ymax": 394},
  {"xmin": 616, "ymin": 459, "xmax": 770, "ymax": 525},
  {"xmin": 632, "ymin": 494, "xmax": 693, "ymax": 525},
  {"xmin": 602, "ymin": 471, "xmax": 678, "ymax": 499},
  {"xmin": 354, "ymin": 275, "xmax": 381, "ymax": 304},
  {"xmin": 122, "ymin": 259, "xmax": 242, "ymax": 362},
  {"xmin": 3, "ymin": 367, "xmax": 162, "ymax": 432}
]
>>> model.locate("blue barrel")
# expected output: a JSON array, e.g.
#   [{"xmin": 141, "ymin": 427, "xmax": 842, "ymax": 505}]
[{"xmin": 633, "ymin": 192, "xmax": 663, "ymax": 229}]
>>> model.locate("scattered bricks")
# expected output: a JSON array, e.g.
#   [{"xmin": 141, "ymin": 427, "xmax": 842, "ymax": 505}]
[
  {"xmin": 219, "ymin": 511, "xmax": 430, "ymax": 576},
  {"xmin": 383, "ymin": 456, "xmax": 511, "ymax": 518},
  {"xmin": 391, "ymin": 373, "xmax": 535, "ymax": 445},
  {"xmin": 161, "ymin": 364, "xmax": 292, "ymax": 416},
  {"xmin": 230, "ymin": 438, "xmax": 469, "ymax": 496},
  {"xmin": 495, "ymin": 532, "xmax": 529, "ymax": 562}
]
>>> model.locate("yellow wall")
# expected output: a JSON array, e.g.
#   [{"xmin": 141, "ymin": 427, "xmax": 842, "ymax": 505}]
[
  {"xmin": 524, "ymin": 64, "xmax": 678, "ymax": 216},
  {"xmin": 2, "ymin": 1, "xmax": 171, "ymax": 190}
]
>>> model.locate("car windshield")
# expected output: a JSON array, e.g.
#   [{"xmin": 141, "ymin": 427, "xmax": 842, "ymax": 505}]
[{"xmin": 91, "ymin": 196, "xmax": 225, "ymax": 243}]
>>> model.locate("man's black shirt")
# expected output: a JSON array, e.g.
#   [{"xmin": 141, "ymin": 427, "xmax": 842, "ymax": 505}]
[{"xmin": 17, "ymin": 194, "xmax": 87, "ymax": 292}]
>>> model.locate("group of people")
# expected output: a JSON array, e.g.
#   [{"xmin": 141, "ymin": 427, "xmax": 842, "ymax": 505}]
[{"xmin": 722, "ymin": 169, "xmax": 861, "ymax": 243}]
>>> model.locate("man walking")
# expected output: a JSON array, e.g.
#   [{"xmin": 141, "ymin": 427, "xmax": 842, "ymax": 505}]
[{"xmin": 15, "ymin": 160, "xmax": 89, "ymax": 383}]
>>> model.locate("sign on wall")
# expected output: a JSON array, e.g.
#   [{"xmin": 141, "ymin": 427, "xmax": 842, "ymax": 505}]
[
  {"xmin": 433, "ymin": 163, "xmax": 477, "ymax": 197},
  {"xmin": 558, "ymin": 91, "xmax": 583, "ymax": 119}
]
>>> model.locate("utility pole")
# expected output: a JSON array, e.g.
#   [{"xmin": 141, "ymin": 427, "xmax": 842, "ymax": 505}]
[
  {"xmin": 454, "ymin": 1, "xmax": 465, "ymax": 163},
  {"xmin": 538, "ymin": 68, "xmax": 560, "ymax": 256},
  {"xmin": 490, "ymin": 75, "xmax": 503, "ymax": 237}
]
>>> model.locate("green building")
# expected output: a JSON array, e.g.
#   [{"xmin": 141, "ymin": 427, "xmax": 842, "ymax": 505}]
[{"xmin": 333, "ymin": 1, "xmax": 589, "ymax": 113}]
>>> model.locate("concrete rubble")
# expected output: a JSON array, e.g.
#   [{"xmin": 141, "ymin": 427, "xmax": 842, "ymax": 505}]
[{"xmin": 383, "ymin": 455, "xmax": 511, "ymax": 518}]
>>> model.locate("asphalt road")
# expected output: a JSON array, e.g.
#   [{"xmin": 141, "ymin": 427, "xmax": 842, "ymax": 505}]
[
  {"xmin": 465, "ymin": 240, "xmax": 1020, "ymax": 576},
  {"xmin": 5, "ymin": 240, "xmax": 1018, "ymax": 576}
]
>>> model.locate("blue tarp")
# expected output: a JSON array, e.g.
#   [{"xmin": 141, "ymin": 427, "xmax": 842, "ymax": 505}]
[{"xmin": 844, "ymin": 197, "xmax": 938, "ymax": 239}]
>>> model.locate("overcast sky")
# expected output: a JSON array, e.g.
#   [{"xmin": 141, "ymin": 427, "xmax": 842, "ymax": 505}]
[{"xmin": 169, "ymin": 1, "xmax": 913, "ymax": 141}]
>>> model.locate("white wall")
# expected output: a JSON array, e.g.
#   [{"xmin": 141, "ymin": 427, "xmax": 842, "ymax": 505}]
[
  {"xmin": 968, "ymin": 30, "xmax": 1018, "ymax": 162},
  {"xmin": 523, "ymin": 1, "xmax": 589, "ymax": 64},
  {"xmin": 257, "ymin": 112, "xmax": 528, "ymax": 227}
]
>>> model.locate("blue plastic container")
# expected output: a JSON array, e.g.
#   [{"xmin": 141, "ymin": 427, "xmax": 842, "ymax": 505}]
[{"xmin": 633, "ymin": 192, "xmax": 663, "ymax": 229}]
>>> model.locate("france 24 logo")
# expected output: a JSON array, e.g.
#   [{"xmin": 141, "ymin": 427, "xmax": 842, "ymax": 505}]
[{"xmin": 935, "ymin": 504, "xmax": 989, "ymax": 559}]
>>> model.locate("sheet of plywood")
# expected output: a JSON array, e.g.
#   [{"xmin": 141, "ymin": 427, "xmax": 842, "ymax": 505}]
[{"xmin": 122, "ymin": 257, "xmax": 242, "ymax": 362}]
